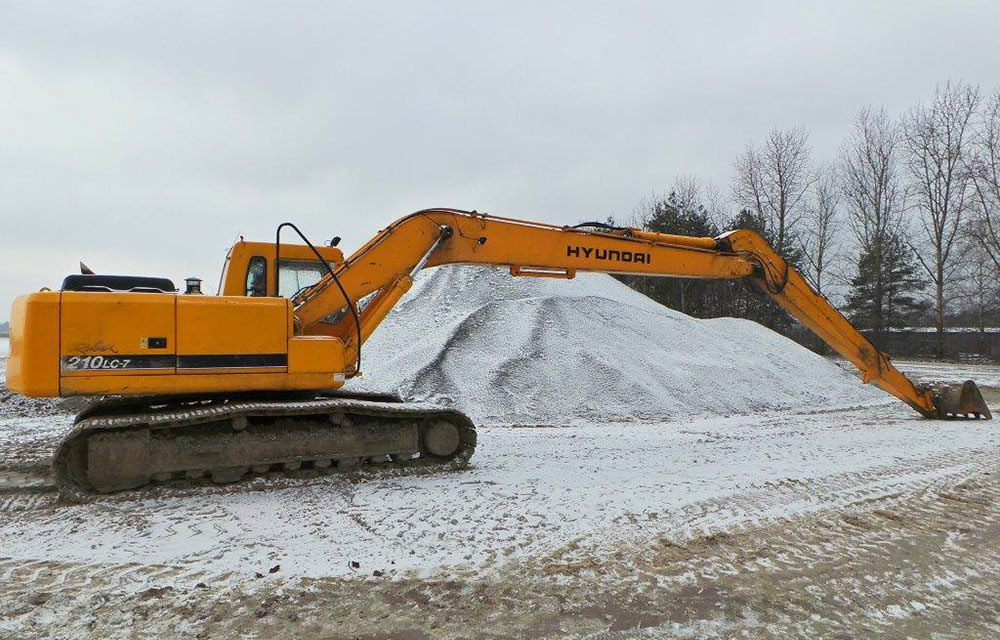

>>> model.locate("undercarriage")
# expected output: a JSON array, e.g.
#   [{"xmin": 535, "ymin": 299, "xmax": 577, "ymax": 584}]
[{"xmin": 53, "ymin": 391, "xmax": 477, "ymax": 501}]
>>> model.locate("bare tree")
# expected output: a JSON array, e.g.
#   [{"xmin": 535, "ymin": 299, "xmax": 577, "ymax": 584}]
[
  {"xmin": 732, "ymin": 127, "xmax": 814, "ymax": 256},
  {"xmin": 902, "ymin": 80, "xmax": 980, "ymax": 358},
  {"xmin": 801, "ymin": 164, "xmax": 843, "ymax": 296},
  {"xmin": 839, "ymin": 107, "xmax": 907, "ymax": 346},
  {"xmin": 701, "ymin": 181, "xmax": 729, "ymax": 231},
  {"xmin": 667, "ymin": 174, "xmax": 705, "ymax": 216},
  {"xmin": 970, "ymin": 88, "xmax": 1000, "ymax": 272},
  {"xmin": 955, "ymin": 225, "xmax": 1000, "ymax": 345}
]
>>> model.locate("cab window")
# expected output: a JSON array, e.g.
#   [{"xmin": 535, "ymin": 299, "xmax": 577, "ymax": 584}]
[
  {"xmin": 245, "ymin": 256, "xmax": 267, "ymax": 297},
  {"xmin": 278, "ymin": 259, "xmax": 330, "ymax": 298}
]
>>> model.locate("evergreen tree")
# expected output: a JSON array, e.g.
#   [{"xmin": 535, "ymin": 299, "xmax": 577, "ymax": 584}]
[
  {"xmin": 640, "ymin": 192, "xmax": 720, "ymax": 316},
  {"xmin": 615, "ymin": 190, "xmax": 723, "ymax": 317},
  {"xmin": 845, "ymin": 232, "xmax": 928, "ymax": 351}
]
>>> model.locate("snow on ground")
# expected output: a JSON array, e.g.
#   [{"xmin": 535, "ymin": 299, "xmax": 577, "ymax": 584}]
[
  {"xmin": 354, "ymin": 266, "xmax": 884, "ymax": 423},
  {"xmin": 891, "ymin": 359, "xmax": 1000, "ymax": 388},
  {"xmin": 1, "ymin": 403, "xmax": 997, "ymax": 588}
]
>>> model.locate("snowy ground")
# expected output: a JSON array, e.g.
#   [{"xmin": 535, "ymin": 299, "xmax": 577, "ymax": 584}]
[
  {"xmin": 891, "ymin": 359, "xmax": 1000, "ymax": 389},
  {"xmin": 1, "ymin": 403, "xmax": 992, "ymax": 580}
]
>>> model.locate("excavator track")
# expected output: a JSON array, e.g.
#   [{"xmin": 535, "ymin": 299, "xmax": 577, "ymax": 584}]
[{"xmin": 52, "ymin": 392, "xmax": 477, "ymax": 502}]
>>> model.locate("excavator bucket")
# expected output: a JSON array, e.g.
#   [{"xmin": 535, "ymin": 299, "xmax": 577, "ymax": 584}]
[{"xmin": 933, "ymin": 381, "xmax": 993, "ymax": 420}]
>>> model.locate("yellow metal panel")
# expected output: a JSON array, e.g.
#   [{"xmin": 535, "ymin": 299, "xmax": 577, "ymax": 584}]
[
  {"xmin": 288, "ymin": 336, "xmax": 345, "ymax": 374},
  {"xmin": 60, "ymin": 371, "xmax": 343, "ymax": 396},
  {"xmin": 176, "ymin": 295, "xmax": 289, "ymax": 356},
  {"xmin": 5, "ymin": 292, "xmax": 60, "ymax": 397},
  {"xmin": 59, "ymin": 292, "xmax": 176, "ymax": 377}
]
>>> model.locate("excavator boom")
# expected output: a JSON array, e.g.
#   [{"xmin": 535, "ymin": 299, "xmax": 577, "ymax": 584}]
[
  {"xmin": 5, "ymin": 207, "xmax": 991, "ymax": 500},
  {"xmin": 293, "ymin": 208, "xmax": 990, "ymax": 420}
]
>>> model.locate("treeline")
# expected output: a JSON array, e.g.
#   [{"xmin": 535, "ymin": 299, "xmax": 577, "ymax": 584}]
[{"xmin": 614, "ymin": 81, "xmax": 1000, "ymax": 359}]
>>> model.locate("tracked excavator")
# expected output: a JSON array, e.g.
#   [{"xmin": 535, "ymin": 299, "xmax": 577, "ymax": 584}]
[{"xmin": 5, "ymin": 208, "xmax": 993, "ymax": 500}]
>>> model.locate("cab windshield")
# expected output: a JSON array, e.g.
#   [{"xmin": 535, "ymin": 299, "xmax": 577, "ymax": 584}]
[{"xmin": 277, "ymin": 259, "xmax": 331, "ymax": 298}]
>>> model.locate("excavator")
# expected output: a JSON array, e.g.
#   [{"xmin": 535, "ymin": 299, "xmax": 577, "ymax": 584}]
[{"xmin": 5, "ymin": 208, "xmax": 993, "ymax": 501}]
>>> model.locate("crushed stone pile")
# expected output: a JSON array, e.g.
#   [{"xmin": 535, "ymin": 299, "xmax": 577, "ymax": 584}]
[{"xmin": 354, "ymin": 266, "xmax": 886, "ymax": 424}]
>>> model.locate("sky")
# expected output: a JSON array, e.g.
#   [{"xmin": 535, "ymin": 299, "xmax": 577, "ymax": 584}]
[{"xmin": 1, "ymin": 1, "xmax": 999, "ymax": 315}]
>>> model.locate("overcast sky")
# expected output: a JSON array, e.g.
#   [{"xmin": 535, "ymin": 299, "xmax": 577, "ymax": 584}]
[{"xmin": 1, "ymin": 1, "xmax": 999, "ymax": 315}]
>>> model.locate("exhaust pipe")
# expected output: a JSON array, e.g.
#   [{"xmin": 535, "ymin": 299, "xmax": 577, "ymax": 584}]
[{"xmin": 933, "ymin": 381, "xmax": 992, "ymax": 420}]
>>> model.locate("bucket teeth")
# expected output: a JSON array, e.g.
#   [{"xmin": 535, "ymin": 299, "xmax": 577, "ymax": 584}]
[{"xmin": 934, "ymin": 381, "xmax": 993, "ymax": 420}]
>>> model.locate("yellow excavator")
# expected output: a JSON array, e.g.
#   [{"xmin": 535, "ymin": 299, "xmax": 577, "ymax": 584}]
[{"xmin": 6, "ymin": 208, "xmax": 992, "ymax": 500}]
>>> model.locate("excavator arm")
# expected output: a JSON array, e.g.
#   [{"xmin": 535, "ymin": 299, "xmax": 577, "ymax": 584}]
[{"xmin": 293, "ymin": 208, "xmax": 991, "ymax": 420}]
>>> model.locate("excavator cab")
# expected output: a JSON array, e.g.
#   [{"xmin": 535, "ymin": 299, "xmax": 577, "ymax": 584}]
[{"xmin": 219, "ymin": 240, "xmax": 345, "ymax": 299}]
